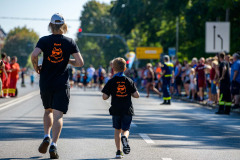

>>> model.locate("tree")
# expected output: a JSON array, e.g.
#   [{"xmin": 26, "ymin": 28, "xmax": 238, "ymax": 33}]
[
  {"xmin": 111, "ymin": 0, "xmax": 240, "ymax": 60},
  {"xmin": 76, "ymin": 0, "xmax": 127, "ymax": 68},
  {"xmin": 2, "ymin": 26, "xmax": 39, "ymax": 67}
]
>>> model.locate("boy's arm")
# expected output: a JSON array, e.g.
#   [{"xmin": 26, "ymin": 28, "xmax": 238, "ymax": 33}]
[
  {"xmin": 132, "ymin": 91, "xmax": 140, "ymax": 98},
  {"xmin": 102, "ymin": 93, "xmax": 110, "ymax": 100},
  {"xmin": 101, "ymin": 80, "xmax": 111, "ymax": 100}
]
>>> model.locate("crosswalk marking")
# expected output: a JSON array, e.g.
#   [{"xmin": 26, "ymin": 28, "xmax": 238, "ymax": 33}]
[
  {"xmin": 139, "ymin": 133, "xmax": 154, "ymax": 144},
  {"xmin": 162, "ymin": 158, "xmax": 173, "ymax": 160}
]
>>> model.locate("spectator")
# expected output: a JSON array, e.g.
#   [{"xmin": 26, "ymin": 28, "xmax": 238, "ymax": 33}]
[
  {"xmin": 195, "ymin": 57, "xmax": 205, "ymax": 101},
  {"xmin": 205, "ymin": 58, "xmax": 212, "ymax": 103},
  {"xmin": 231, "ymin": 52, "xmax": 240, "ymax": 109},
  {"xmin": 216, "ymin": 52, "xmax": 231, "ymax": 115},
  {"xmin": 192, "ymin": 58, "xmax": 198, "ymax": 69},
  {"xmin": 210, "ymin": 60, "xmax": 218, "ymax": 104},
  {"xmin": 189, "ymin": 68, "xmax": 196, "ymax": 101},
  {"xmin": 182, "ymin": 62, "xmax": 190, "ymax": 97},
  {"xmin": 174, "ymin": 60, "xmax": 182, "ymax": 96},
  {"xmin": 145, "ymin": 63, "xmax": 161, "ymax": 98}
]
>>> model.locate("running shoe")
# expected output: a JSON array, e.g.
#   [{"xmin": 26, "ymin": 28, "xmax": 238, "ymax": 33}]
[
  {"xmin": 121, "ymin": 136, "xmax": 130, "ymax": 154},
  {"xmin": 49, "ymin": 145, "xmax": 59, "ymax": 159},
  {"xmin": 116, "ymin": 150, "xmax": 124, "ymax": 159},
  {"xmin": 38, "ymin": 137, "xmax": 50, "ymax": 154}
]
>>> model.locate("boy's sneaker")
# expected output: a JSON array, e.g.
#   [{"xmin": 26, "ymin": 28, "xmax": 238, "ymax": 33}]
[
  {"xmin": 49, "ymin": 145, "xmax": 59, "ymax": 159},
  {"xmin": 121, "ymin": 136, "xmax": 130, "ymax": 154},
  {"xmin": 116, "ymin": 150, "xmax": 124, "ymax": 159},
  {"xmin": 38, "ymin": 137, "xmax": 50, "ymax": 154}
]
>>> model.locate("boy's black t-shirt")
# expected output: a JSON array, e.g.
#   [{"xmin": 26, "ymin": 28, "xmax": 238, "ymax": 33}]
[
  {"xmin": 36, "ymin": 34, "xmax": 79, "ymax": 91},
  {"xmin": 102, "ymin": 76, "xmax": 137, "ymax": 116}
]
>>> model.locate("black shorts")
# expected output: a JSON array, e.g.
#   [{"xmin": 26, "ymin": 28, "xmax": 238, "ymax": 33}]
[
  {"xmin": 147, "ymin": 78, "xmax": 153, "ymax": 83},
  {"xmin": 40, "ymin": 87, "xmax": 70, "ymax": 114},
  {"xmin": 99, "ymin": 77, "xmax": 104, "ymax": 84},
  {"xmin": 175, "ymin": 76, "xmax": 182, "ymax": 85},
  {"xmin": 231, "ymin": 81, "xmax": 240, "ymax": 95},
  {"xmin": 112, "ymin": 115, "xmax": 132, "ymax": 131}
]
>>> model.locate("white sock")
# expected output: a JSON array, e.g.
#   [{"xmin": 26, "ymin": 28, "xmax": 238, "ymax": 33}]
[
  {"xmin": 44, "ymin": 134, "xmax": 51, "ymax": 139},
  {"xmin": 51, "ymin": 142, "xmax": 57, "ymax": 147}
]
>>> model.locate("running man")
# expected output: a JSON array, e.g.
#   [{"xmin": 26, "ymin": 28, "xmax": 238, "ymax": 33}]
[{"xmin": 31, "ymin": 13, "xmax": 84, "ymax": 159}]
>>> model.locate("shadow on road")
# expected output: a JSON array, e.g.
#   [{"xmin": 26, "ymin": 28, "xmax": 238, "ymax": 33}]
[
  {"xmin": 0, "ymin": 156, "xmax": 48, "ymax": 160},
  {"xmin": 133, "ymin": 106, "xmax": 240, "ymax": 150},
  {"xmin": 0, "ymin": 115, "xmax": 113, "ymax": 141}
]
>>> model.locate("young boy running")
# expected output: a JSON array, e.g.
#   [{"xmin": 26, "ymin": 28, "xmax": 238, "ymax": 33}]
[{"xmin": 102, "ymin": 57, "xmax": 139, "ymax": 159}]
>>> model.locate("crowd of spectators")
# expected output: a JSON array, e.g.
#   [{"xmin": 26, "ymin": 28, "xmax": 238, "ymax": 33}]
[
  {"xmin": 67, "ymin": 51, "xmax": 240, "ymax": 112},
  {"xmin": 0, "ymin": 53, "xmax": 20, "ymax": 98},
  {"xmin": 137, "ymin": 51, "xmax": 240, "ymax": 111}
]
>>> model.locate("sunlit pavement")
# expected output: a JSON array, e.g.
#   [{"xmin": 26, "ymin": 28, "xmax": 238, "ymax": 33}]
[{"xmin": 0, "ymin": 88, "xmax": 240, "ymax": 160}]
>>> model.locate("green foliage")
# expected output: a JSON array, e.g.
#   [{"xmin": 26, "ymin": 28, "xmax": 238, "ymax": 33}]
[
  {"xmin": 76, "ymin": 0, "xmax": 127, "ymax": 68},
  {"xmin": 2, "ymin": 26, "xmax": 39, "ymax": 67},
  {"xmin": 111, "ymin": 0, "xmax": 240, "ymax": 60}
]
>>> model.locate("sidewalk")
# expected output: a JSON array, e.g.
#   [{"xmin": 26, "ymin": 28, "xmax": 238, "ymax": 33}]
[{"xmin": 172, "ymin": 95, "xmax": 240, "ymax": 114}]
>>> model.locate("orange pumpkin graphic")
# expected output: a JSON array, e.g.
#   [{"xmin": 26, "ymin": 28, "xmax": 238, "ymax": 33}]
[
  {"xmin": 51, "ymin": 47, "xmax": 63, "ymax": 60},
  {"xmin": 117, "ymin": 84, "xmax": 126, "ymax": 94}
]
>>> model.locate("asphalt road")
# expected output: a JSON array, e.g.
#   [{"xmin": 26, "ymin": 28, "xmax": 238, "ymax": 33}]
[{"xmin": 0, "ymin": 87, "xmax": 240, "ymax": 160}]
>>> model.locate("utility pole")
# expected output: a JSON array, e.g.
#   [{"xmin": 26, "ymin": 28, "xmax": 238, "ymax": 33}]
[
  {"xmin": 176, "ymin": 17, "xmax": 179, "ymax": 58},
  {"xmin": 226, "ymin": 8, "xmax": 229, "ymax": 22}
]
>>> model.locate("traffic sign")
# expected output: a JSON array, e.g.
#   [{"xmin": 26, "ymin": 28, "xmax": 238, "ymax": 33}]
[
  {"xmin": 136, "ymin": 47, "xmax": 163, "ymax": 59},
  {"xmin": 205, "ymin": 22, "xmax": 230, "ymax": 53},
  {"xmin": 168, "ymin": 48, "xmax": 176, "ymax": 56}
]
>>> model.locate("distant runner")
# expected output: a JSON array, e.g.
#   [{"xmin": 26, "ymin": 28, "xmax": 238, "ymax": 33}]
[{"xmin": 31, "ymin": 13, "xmax": 84, "ymax": 159}]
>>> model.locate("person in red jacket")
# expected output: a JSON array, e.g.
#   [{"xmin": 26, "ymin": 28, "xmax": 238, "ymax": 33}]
[
  {"xmin": 1, "ymin": 53, "xmax": 11, "ymax": 97},
  {"xmin": 9, "ymin": 56, "xmax": 20, "ymax": 97},
  {"xmin": 6, "ymin": 56, "xmax": 12, "ymax": 96},
  {"xmin": 0, "ymin": 60, "xmax": 8, "ymax": 97}
]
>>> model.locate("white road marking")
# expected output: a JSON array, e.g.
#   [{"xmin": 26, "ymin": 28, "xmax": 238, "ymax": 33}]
[
  {"xmin": 139, "ymin": 133, "xmax": 154, "ymax": 144},
  {"xmin": 0, "ymin": 90, "xmax": 39, "ymax": 111},
  {"xmin": 162, "ymin": 158, "xmax": 173, "ymax": 160},
  {"xmin": 131, "ymin": 122, "xmax": 137, "ymax": 127}
]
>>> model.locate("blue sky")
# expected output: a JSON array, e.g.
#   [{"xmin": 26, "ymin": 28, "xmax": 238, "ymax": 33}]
[{"xmin": 0, "ymin": 0, "xmax": 111, "ymax": 39}]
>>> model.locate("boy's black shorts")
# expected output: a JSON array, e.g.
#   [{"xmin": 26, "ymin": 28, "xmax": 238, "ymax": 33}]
[
  {"xmin": 40, "ymin": 87, "xmax": 70, "ymax": 114},
  {"xmin": 112, "ymin": 115, "xmax": 132, "ymax": 131}
]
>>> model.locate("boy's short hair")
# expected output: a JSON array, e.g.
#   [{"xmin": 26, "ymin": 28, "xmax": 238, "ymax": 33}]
[{"xmin": 113, "ymin": 57, "xmax": 126, "ymax": 72}]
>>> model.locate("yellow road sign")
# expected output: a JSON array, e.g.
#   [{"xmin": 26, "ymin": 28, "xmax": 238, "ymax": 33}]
[{"xmin": 136, "ymin": 47, "xmax": 163, "ymax": 59}]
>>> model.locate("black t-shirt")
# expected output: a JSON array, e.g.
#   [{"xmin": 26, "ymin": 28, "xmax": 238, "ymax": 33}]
[
  {"xmin": 219, "ymin": 61, "xmax": 230, "ymax": 84},
  {"xmin": 36, "ymin": 34, "xmax": 79, "ymax": 91},
  {"xmin": 102, "ymin": 76, "xmax": 137, "ymax": 116}
]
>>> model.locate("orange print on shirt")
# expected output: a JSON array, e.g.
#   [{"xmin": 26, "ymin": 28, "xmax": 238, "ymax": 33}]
[
  {"xmin": 48, "ymin": 43, "xmax": 64, "ymax": 63},
  {"xmin": 116, "ymin": 82, "xmax": 128, "ymax": 97}
]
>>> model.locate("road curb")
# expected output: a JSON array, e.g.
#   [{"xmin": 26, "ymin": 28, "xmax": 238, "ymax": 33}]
[{"xmin": 172, "ymin": 96, "xmax": 240, "ymax": 114}]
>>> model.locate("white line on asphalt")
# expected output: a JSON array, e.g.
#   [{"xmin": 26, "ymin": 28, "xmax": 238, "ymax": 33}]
[
  {"xmin": 139, "ymin": 133, "xmax": 154, "ymax": 144},
  {"xmin": 0, "ymin": 90, "xmax": 39, "ymax": 111},
  {"xmin": 162, "ymin": 158, "xmax": 173, "ymax": 160},
  {"xmin": 131, "ymin": 122, "xmax": 137, "ymax": 127}
]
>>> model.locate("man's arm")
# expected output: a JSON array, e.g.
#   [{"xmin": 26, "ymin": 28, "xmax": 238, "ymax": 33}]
[
  {"xmin": 31, "ymin": 48, "xmax": 42, "ymax": 74},
  {"xmin": 220, "ymin": 66, "xmax": 226, "ymax": 80},
  {"xmin": 102, "ymin": 93, "xmax": 110, "ymax": 100},
  {"xmin": 233, "ymin": 70, "xmax": 238, "ymax": 81},
  {"xmin": 1, "ymin": 63, "xmax": 8, "ymax": 79},
  {"xmin": 132, "ymin": 91, "xmax": 140, "ymax": 98},
  {"xmin": 69, "ymin": 52, "xmax": 84, "ymax": 67}
]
